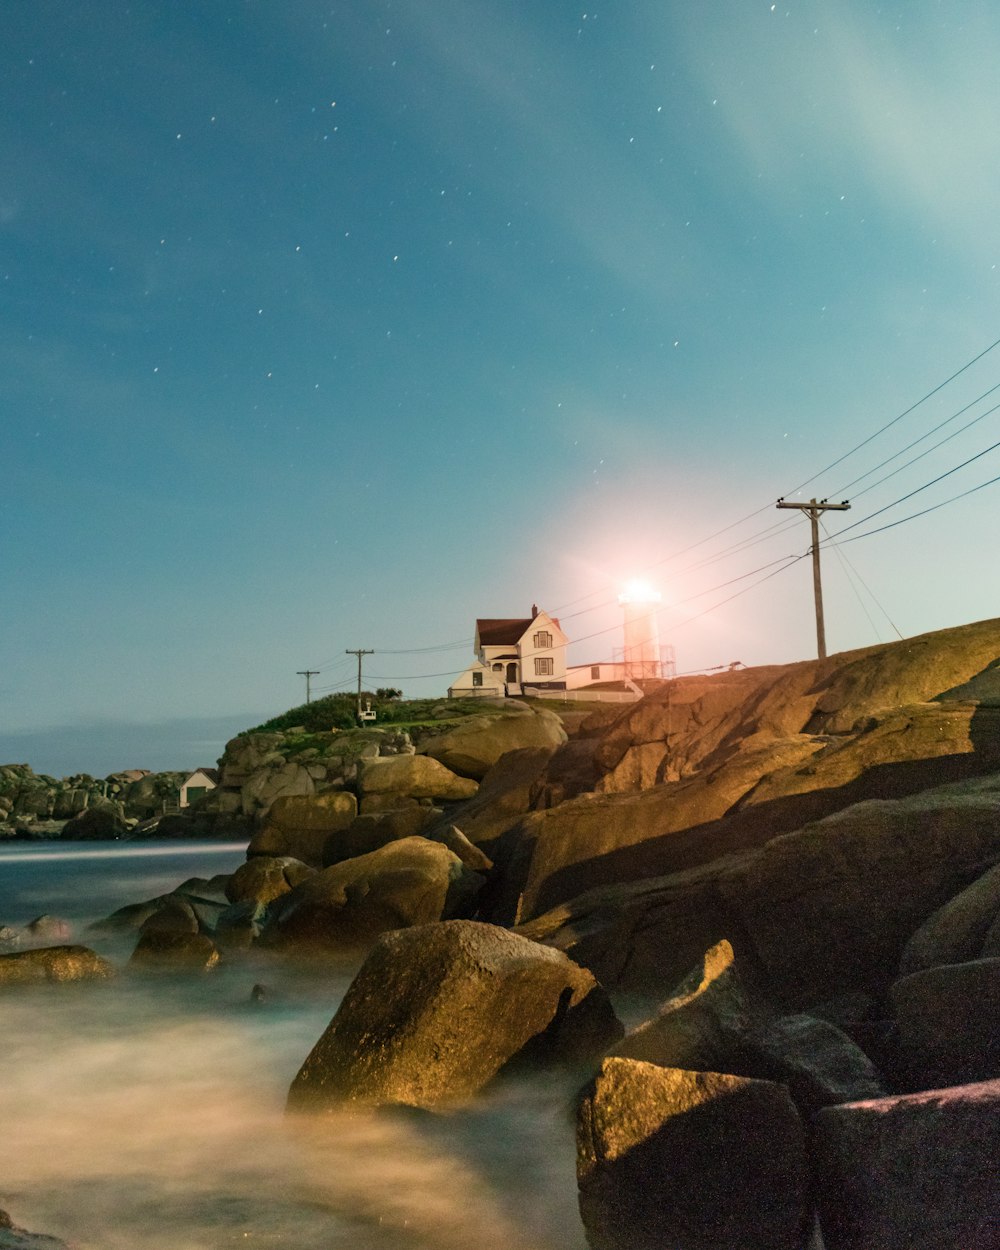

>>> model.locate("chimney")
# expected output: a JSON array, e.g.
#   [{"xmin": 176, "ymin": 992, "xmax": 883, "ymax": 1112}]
[{"xmin": 531, "ymin": 603, "xmax": 539, "ymax": 618}]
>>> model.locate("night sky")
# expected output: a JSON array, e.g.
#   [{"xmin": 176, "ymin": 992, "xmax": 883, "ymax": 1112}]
[{"xmin": 4, "ymin": 1, "xmax": 1000, "ymax": 775}]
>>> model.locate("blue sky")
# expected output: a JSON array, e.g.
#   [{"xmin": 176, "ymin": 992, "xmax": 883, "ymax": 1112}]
[{"xmin": 3, "ymin": 1, "xmax": 1000, "ymax": 776}]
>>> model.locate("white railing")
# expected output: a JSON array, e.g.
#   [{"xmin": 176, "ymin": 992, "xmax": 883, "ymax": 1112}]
[{"xmin": 523, "ymin": 687, "xmax": 641, "ymax": 705}]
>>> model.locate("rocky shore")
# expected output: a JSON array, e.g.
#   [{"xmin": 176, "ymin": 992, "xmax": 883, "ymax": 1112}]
[{"xmin": 3, "ymin": 617, "xmax": 1000, "ymax": 1248}]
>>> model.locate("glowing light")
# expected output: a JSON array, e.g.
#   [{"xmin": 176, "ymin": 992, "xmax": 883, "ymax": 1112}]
[{"xmin": 619, "ymin": 579, "xmax": 661, "ymax": 605}]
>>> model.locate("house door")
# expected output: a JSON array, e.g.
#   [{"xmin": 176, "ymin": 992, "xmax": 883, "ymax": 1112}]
[{"xmin": 506, "ymin": 662, "xmax": 518, "ymax": 684}]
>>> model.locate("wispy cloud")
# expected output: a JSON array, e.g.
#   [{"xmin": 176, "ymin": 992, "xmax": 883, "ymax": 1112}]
[{"xmin": 675, "ymin": 6, "xmax": 1000, "ymax": 255}]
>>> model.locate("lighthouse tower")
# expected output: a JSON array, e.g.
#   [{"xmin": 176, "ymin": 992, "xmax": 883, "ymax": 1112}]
[{"xmin": 618, "ymin": 581, "xmax": 663, "ymax": 680}]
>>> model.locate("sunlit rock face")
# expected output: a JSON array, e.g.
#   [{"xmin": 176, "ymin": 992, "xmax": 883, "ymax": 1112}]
[
  {"xmin": 813, "ymin": 1080, "xmax": 1000, "ymax": 1250},
  {"xmin": 576, "ymin": 1058, "xmax": 810, "ymax": 1250},
  {"xmin": 356, "ymin": 754, "xmax": 479, "ymax": 801},
  {"xmin": 0, "ymin": 945, "xmax": 115, "ymax": 986},
  {"xmin": 286, "ymin": 920, "xmax": 622, "ymax": 1112},
  {"xmin": 417, "ymin": 709, "xmax": 567, "ymax": 780},
  {"xmin": 588, "ymin": 616, "xmax": 1000, "ymax": 796},
  {"xmin": 224, "ymin": 854, "xmax": 314, "ymax": 906}
]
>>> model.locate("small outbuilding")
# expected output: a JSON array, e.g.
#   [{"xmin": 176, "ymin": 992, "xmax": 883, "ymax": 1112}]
[{"xmin": 179, "ymin": 768, "xmax": 220, "ymax": 808}]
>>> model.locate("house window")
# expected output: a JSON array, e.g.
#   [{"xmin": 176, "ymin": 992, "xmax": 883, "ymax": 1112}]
[
  {"xmin": 472, "ymin": 671, "xmax": 483, "ymax": 686},
  {"xmin": 533, "ymin": 630, "xmax": 553, "ymax": 649},
  {"xmin": 534, "ymin": 657, "xmax": 554, "ymax": 676},
  {"xmin": 492, "ymin": 662, "xmax": 504, "ymax": 672},
  {"xmin": 591, "ymin": 665, "xmax": 601, "ymax": 680}
]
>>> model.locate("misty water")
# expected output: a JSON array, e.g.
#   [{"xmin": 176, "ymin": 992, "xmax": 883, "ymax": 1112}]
[{"xmin": 1, "ymin": 842, "xmax": 587, "ymax": 1250}]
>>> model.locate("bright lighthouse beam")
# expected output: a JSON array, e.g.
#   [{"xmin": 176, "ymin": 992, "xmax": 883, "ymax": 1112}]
[{"xmin": 619, "ymin": 579, "xmax": 662, "ymax": 606}]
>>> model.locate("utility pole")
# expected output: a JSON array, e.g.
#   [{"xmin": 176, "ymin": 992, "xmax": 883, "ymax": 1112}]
[
  {"xmin": 345, "ymin": 648, "xmax": 375, "ymax": 711},
  {"xmin": 776, "ymin": 497, "xmax": 850, "ymax": 660},
  {"xmin": 296, "ymin": 670, "xmax": 320, "ymax": 703}
]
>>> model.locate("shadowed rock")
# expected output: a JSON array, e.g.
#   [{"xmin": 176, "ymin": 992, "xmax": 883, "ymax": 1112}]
[
  {"xmin": 609, "ymin": 940, "xmax": 884, "ymax": 1117},
  {"xmin": 718, "ymin": 776, "xmax": 1000, "ymax": 1006},
  {"xmin": 610, "ymin": 939, "xmax": 762, "ymax": 1072},
  {"xmin": 813, "ymin": 1079, "xmax": 1000, "ymax": 1250},
  {"xmin": 899, "ymin": 861, "xmax": 1000, "ymax": 975},
  {"xmin": 889, "ymin": 956, "xmax": 1000, "ymax": 1089},
  {"xmin": 129, "ymin": 929, "xmax": 220, "ymax": 972}
]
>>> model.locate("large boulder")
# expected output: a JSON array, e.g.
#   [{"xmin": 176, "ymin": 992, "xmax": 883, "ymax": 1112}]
[
  {"xmin": 287, "ymin": 920, "xmax": 622, "ymax": 1112},
  {"xmin": 889, "ymin": 956, "xmax": 1000, "ymax": 1090},
  {"xmin": 417, "ymin": 709, "xmax": 568, "ymax": 779},
  {"xmin": 247, "ymin": 792, "xmax": 358, "ymax": 867},
  {"xmin": 0, "ymin": 946, "xmax": 115, "ymax": 986},
  {"xmin": 263, "ymin": 837, "xmax": 483, "ymax": 953},
  {"xmin": 577, "ymin": 1058, "xmax": 810, "ymax": 1250},
  {"xmin": 488, "ymin": 736, "xmax": 826, "ymax": 925},
  {"xmin": 59, "ymin": 802, "xmax": 131, "ymax": 839},
  {"xmin": 731, "ymin": 1013, "xmax": 885, "ymax": 1117},
  {"xmin": 813, "ymin": 1080, "xmax": 1000, "ymax": 1250},
  {"xmin": 356, "ymin": 754, "xmax": 479, "ymax": 801},
  {"xmin": 491, "ymin": 701, "xmax": 1000, "ymax": 927}
]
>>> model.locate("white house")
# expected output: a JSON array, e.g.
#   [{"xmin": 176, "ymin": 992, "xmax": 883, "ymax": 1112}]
[{"xmin": 449, "ymin": 605, "xmax": 569, "ymax": 698}]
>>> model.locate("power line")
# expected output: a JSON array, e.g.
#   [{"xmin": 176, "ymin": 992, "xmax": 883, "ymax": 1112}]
[
  {"xmin": 831, "ymin": 378, "xmax": 1000, "ymax": 499},
  {"xmin": 830, "ymin": 435, "xmax": 1000, "ymax": 540},
  {"xmin": 786, "ymin": 332, "xmax": 1000, "ymax": 494},
  {"xmin": 835, "ymin": 469, "xmax": 1000, "ymax": 547}
]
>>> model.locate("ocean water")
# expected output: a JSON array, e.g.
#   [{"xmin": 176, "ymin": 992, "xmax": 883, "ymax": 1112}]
[{"xmin": 0, "ymin": 842, "xmax": 587, "ymax": 1250}]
